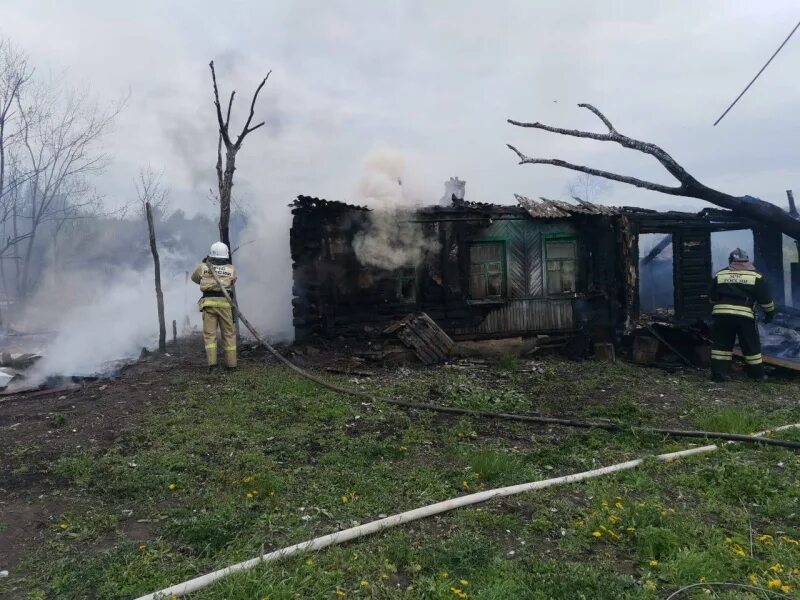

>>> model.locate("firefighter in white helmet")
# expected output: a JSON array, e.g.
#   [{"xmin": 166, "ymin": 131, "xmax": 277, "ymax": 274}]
[{"xmin": 191, "ymin": 242, "xmax": 237, "ymax": 371}]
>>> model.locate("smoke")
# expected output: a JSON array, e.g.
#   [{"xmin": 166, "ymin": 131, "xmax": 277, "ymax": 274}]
[
  {"xmin": 233, "ymin": 202, "xmax": 294, "ymax": 341},
  {"xmin": 21, "ymin": 267, "xmax": 195, "ymax": 384},
  {"xmin": 352, "ymin": 148, "xmax": 438, "ymax": 270}
]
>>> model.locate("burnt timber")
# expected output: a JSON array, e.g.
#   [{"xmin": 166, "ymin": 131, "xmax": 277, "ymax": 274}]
[{"xmin": 290, "ymin": 195, "xmax": 788, "ymax": 343}]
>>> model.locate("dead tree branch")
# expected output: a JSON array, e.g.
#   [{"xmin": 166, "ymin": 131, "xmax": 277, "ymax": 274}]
[
  {"xmin": 508, "ymin": 103, "xmax": 800, "ymax": 239},
  {"xmin": 207, "ymin": 60, "xmax": 271, "ymax": 248}
]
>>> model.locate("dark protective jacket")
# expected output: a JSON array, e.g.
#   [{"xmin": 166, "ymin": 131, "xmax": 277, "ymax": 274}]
[{"xmin": 709, "ymin": 265, "xmax": 774, "ymax": 319}]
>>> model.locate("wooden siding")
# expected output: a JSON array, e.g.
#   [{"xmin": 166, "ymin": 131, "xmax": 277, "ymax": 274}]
[{"xmin": 455, "ymin": 298, "xmax": 574, "ymax": 335}]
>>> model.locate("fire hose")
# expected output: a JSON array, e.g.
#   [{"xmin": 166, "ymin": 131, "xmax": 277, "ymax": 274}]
[
  {"xmin": 204, "ymin": 262, "xmax": 800, "ymax": 451},
  {"xmin": 135, "ymin": 420, "xmax": 800, "ymax": 600},
  {"xmin": 126, "ymin": 266, "xmax": 800, "ymax": 599}
]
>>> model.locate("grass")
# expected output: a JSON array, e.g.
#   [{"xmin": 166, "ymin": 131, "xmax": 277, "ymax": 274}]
[{"xmin": 5, "ymin": 357, "xmax": 800, "ymax": 599}]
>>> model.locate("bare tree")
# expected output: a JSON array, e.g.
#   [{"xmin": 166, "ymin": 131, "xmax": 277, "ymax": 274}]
[
  {"xmin": 507, "ymin": 103, "xmax": 800, "ymax": 239},
  {"xmin": 15, "ymin": 82, "xmax": 121, "ymax": 297},
  {"xmin": 566, "ymin": 172, "xmax": 610, "ymax": 203},
  {"xmin": 137, "ymin": 167, "xmax": 168, "ymax": 351},
  {"xmin": 208, "ymin": 60, "xmax": 270, "ymax": 249},
  {"xmin": 0, "ymin": 39, "xmax": 32, "ymax": 206},
  {"xmin": 0, "ymin": 39, "xmax": 35, "ymax": 306}
]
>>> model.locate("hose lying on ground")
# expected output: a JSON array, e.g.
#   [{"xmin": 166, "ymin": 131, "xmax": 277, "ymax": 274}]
[
  {"xmin": 134, "ymin": 422, "xmax": 800, "ymax": 600},
  {"xmin": 204, "ymin": 262, "xmax": 800, "ymax": 451}
]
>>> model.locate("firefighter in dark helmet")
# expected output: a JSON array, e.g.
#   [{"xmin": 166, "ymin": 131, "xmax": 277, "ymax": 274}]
[{"xmin": 709, "ymin": 248, "xmax": 774, "ymax": 381}]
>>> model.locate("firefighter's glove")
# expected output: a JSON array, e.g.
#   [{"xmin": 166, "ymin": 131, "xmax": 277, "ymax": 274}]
[{"xmin": 764, "ymin": 311, "xmax": 774, "ymax": 324}]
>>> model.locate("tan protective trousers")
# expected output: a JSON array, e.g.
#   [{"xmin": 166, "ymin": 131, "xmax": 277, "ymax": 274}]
[{"xmin": 202, "ymin": 306, "xmax": 237, "ymax": 367}]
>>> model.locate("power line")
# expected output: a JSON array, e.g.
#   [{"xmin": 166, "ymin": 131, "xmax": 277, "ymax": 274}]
[{"xmin": 713, "ymin": 19, "xmax": 800, "ymax": 126}]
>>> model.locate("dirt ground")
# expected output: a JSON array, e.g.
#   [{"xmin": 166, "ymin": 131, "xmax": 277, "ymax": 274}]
[
  {"xmin": 0, "ymin": 335, "xmax": 389, "ymax": 572},
  {"xmin": 0, "ymin": 338, "xmax": 213, "ymax": 571}
]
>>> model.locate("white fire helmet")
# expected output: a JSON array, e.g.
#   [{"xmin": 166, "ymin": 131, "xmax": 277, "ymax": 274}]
[{"xmin": 209, "ymin": 241, "xmax": 230, "ymax": 259}]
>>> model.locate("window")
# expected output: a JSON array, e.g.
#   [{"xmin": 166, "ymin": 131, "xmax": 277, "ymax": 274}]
[
  {"xmin": 469, "ymin": 242, "xmax": 505, "ymax": 300},
  {"xmin": 396, "ymin": 268, "xmax": 417, "ymax": 303},
  {"xmin": 545, "ymin": 238, "xmax": 577, "ymax": 294}
]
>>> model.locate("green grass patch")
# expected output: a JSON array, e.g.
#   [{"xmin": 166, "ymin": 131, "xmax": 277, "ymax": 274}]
[{"xmin": 8, "ymin": 360, "xmax": 800, "ymax": 599}]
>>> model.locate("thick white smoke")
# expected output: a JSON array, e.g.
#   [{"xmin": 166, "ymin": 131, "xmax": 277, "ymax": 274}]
[
  {"xmin": 18, "ymin": 266, "xmax": 196, "ymax": 384},
  {"xmin": 16, "ymin": 221, "xmax": 294, "ymax": 386},
  {"xmin": 352, "ymin": 148, "xmax": 438, "ymax": 270},
  {"xmin": 233, "ymin": 204, "xmax": 294, "ymax": 341}
]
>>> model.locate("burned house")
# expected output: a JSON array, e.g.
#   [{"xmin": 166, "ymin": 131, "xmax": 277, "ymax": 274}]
[{"xmin": 289, "ymin": 191, "xmax": 788, "ymax": 345}]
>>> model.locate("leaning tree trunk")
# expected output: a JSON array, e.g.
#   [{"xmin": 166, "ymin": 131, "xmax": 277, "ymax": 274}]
[
  {"xmin": 508, "ymin": 104, "xmax": 800, "ymax": 240},
  {"xmin": 146, "ymin": 201, "xmax": 166, "ymax": 352}
]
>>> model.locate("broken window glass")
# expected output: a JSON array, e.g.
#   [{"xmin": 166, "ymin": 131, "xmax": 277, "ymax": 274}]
[
  {"xmin": 545, "ymin": 239, "xmax": 577, "ymax": 294},
  {"xmin": 469, "ymin": 242, "xmax": 505, "ymax": 300}
]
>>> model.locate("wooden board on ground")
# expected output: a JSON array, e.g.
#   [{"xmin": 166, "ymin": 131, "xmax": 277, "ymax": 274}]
[
  {"xmin": 732, "ymin": 348, "xmax": 800, "ymax": 372},
  {"xmin": 384, "ymin": 313, "xmax": 456, "ymax": 365}
]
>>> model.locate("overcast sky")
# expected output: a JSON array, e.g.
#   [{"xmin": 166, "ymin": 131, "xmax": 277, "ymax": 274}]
[{"xmin": 2, "ymin": 0, "xmax": 799, "ymax": 217}]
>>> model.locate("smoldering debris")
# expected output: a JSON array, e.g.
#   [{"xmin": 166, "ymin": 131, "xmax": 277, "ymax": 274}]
[{"xmin": 760, "ymin": 322, "xmax": 800, "ymax": 361}]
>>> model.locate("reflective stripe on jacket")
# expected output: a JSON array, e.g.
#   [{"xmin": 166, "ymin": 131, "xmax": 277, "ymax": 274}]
[
  {"xmin": 191, "ymin": 261, "xmax": 237, "ymax": 311},
  {"xmin": 709, "ymin": 267, "xmax": 773, "ymax": 319},
  {"xmin": 198, "ymin": 297, "xmax": 232, "ymax": 310}
]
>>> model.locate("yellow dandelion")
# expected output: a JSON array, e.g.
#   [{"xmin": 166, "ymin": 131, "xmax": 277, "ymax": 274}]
[
  {"xmin": 242, "ymin": 475, "xmax": 253, "ymax": 483},
  {"xmin": 748, "ymin": 574, "xmax": 758, "ymax": 585},
  {"xmin": 360, "ymin": 579, "xmax": 368, "ymax": 587},
  {"xmin": 461, "ymin": 480, "xmax": 469, "ymax": 490},
  {"xmin": 614, "ymin": 502, "xmax": 624, "ymax": 510},
  {"xmin": 335, "ymin": 590, "xmax": 345, "ymax": 597},
  {"xmin": 399, "ymin": 446, "xmax": 408, "ymax": 452},
  {"xmin": 441, "ymin": 571, "xmax": 449, "ymax": 578},
  {"xmin": 59, "ymin": 523, "xmax": 68, "ymax": 529},
  {"xmin": 767, "ymin": 578, "xmax": 782, "ymax": 590},
  {"xmin": 608, "ymin": 515, "xmax": 620, "ymax": 524},
  {"xmin": 643, "ymin": 579, "xmax": 657, "ymax": 591},
  {"xmin": 781, "ymin": 585, "xmax": 791, "ymax": 593},
  {"xmin": 246, "ymin": 492, "xmax": 253, "ymax": 499},
  {"xmin": 699, "ymin": 577, "xmax": 706, "ymax": 583},
  {"xmin": 138, "ymin": 544, "xmax": 146, "ymax": 550},
  {"xmin": 459, "ymin": 579, "xmax": 469, "ymax": 586},
  {"xmin": 305, "ymin": 558, "xmax": 314, "ymax": 567},
  {"xmin": 756, "ymin": 534, "xmax": 773, "ymax": 543},
  {"xmin": 626, "ymin": 527, "xmax": 635, "ymax": 532},
  {"xmin": 341, "ymin": 495, "xmax": 349, "ymax": 504},
  {"xmin": 769, "ymin": 563, "xmax": 783, "ymax": 573},
  {"xmin": 168, "ymin": 483, "xmax": 177, "ymax": 490},
  {"xmin": 649, "ymin": 560, "xmax": 658, "ymax": 567},
  {"xmin": 592, "ymin": 531, "xmax": 602, "ymax": 538}
]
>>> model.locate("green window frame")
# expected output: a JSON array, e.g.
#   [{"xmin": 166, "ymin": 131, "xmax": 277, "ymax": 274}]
[
  {"xmin": 469, "ymin": 242, "xmax": 506, "ymax": 300},
  {"xmin": 544, "ymin": 236, "xmax": 577, "ymax": 295}
]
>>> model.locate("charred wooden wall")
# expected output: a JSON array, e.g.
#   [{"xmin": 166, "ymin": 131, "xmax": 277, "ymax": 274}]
[
  {"xmin": 290, "ymin": 196, "xmax": 629, "ymax": 341},
  {"xmin": 626, "ymin": 207, "xmax": 787, "ymax": 321}
]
